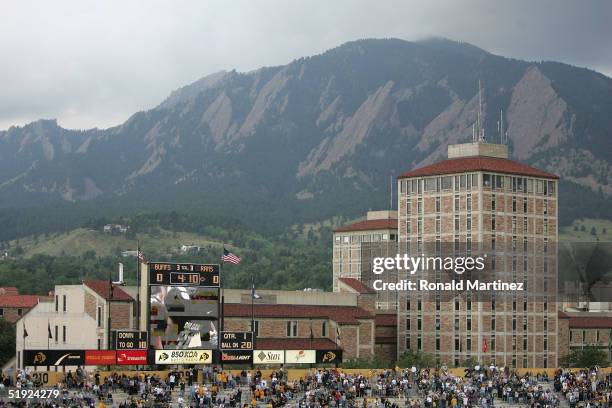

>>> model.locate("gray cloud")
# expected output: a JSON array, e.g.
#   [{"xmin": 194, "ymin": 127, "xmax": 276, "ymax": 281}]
[{"xmin": 1, "ymin": 0, "xmax": 610, "ymax": 130}]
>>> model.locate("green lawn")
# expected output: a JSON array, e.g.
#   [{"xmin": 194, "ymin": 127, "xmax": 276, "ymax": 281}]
[
  {"xmin": 560, "ymin": 218, "xmax": 612, "ymax": 242},
  {"xmin": 10, "ymin": 228, "xmax": 225, "ymax": 258}
]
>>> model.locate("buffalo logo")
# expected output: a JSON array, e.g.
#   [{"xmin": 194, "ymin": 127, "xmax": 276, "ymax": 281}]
[
  {"xmin": 33, "ymin": 352, "xmax": 46, "ymax": 364},
  {"xmin": 199, "ymin": 352, "xmax": 209, "ymax": 362},
  {"xmin": 158, "ymin": 352, "xmax": 169, "ymax": 361},
  {"xmin": 322, "ymin": 351, "xmax": 337, "ymax": 362}
]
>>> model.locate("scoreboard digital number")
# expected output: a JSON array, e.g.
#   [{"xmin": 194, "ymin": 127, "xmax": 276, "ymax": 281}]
[
  {"xmin": 219, "ymin": 331, "xmax": 253, "ymax": 350},
  {"xmin": 148, "ymin": 262, "xmax": 220, "ymax": 288},
  {"xmin": 114, "ymin": 331, "xmax": 148, "ymax": 350}
]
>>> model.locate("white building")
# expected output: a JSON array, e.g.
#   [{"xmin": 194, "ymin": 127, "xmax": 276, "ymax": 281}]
[{"xmin": 15, "ymin": 281, "xmax": 136, "ymax": 370}]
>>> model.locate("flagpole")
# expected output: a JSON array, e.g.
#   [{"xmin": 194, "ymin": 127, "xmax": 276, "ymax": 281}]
[{"xmin": 136, "ymin": 239, "xmax": 140, "ymax": 332}]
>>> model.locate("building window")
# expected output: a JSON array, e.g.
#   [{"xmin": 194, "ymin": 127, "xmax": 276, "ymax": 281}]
[
  {"xmin": 405, "ymin": 336, "xmax": 411, "ymax": 350},
  {"xmin": 417, "ymin": 318, "xmax": 422, "ymax": 331},
  {"xmin": 523, "ymin": 197, "xmax": 528, "ymax": 213},
  {"xmin": 63, "ymin": 326, "xmax": 66, "ymax": 342},
  {"xmin": 436, "ymin": 216, "xmax": 441, "ymax": 234},
  {"xmin": 54, "ymin": 325, "xmax": 58, "ymax": 343},
  {"xmin": 62, "ymin": 295, "xmax": 67, "ymax": 312},
  {"xmin": 442, "ymin": 176, "xmax": 452, "ymax": 190},
  {"xmin": 286, "ymin": 321, "xmax": 298, "ymax": 337},
  {"xmin": 406, "ymin": 319, "xmax": 411, "ymax": 330},
  {"xmin": 454, "ymin": 195, "xmax": 460, "ymax": 212},
  {"xmin": 491, "ymin": 336, "xmax": 495, "ymax": 351},
  {"xmin": 97, "ymin": 339, "xmax": 102, "ymax": 350},
  {"xmin": 512, "ymin": 196, "xmax": 517, "ymax": 212},
  {"xmin": 466, "ymin": 318, "xmax": 472, "ymax": 331},
  {"xmin": 454, "ymin": 318, "xmax": 459, "ymax": 331},
  {"xmin": 467, "ymin": 216, "xmax": 472, "ymax": 232},
  {"xmin": 512, "ymin": 216, "xmax": 517, "ymax": 234},
  {"xmin": 491, "ymin": 194, "xmax": 496, "ymax": 211},
  {"xmin": 466, "ymin": 337, "xmax": 471, "ymax": 351},
  {"xmin": 417, "ymin": 198, "xmax": 423, "ymax": 214},
  {"xmin": 436, "ymin": 337, "xmax": 441, "ymax": 351},
  {"xmin": 417, "ymin": 336, "xmax": 422, "ymax": 350},
  {"xmin": 454, "ymin": 215, "xmax": 460, "ymax": 232},
  {"xmin": 455, "ymin": 300, "xmax": 460, "ymax": 311},
  {"xmin": 435, "ymin": 196, "xmax": 441, "ymax": 213},
  {"xmin": 455, "ymin": 337, "xmax": 460, "ymax": 351},
  {"xmin": 97, "ymin": 307, "xmax": 102, "ymax": 328},
  {"xmin": 491, "ymin": 215, "xmax": 496, "ymax": 231},
  {"xmin": 435, "ymin": 318, "xmax": 441, "ymax": 330},
  {"xmin": 55, "ymin": 295, "xmax": 59, "ymax": 312},
  {"xmin": 0, "ymin": 309, "xmax": 3, "ymax": 316},
  {"xmin": 543, "ymin": 199, "xmax": 548, "ymax": 215},
  {"xmin": 491, "ymin": 318, "xmax": 496, "ymax": 331},
  {"xmin": 321, "ymin": 321, "xmax": 327, "ymax": 337},
  {"xmin": 483, "ymin": 174, "xmax": 491, "ymax": 187},
  {"xmin": 406, "ymin": 199, "xmax": 411, "ymax": 215},
  {"xmin": 17, "ymin": 308, "xmax": 22, "ymax": 316}
]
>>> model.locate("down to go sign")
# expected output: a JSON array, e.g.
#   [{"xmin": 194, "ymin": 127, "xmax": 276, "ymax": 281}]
[
  {"xmin": 219, "ymin": 332, "xmax": 253, "ymax": 350},
  {"xmin": 113, "ymin": 331, "xmax": 148, "ymax": 350}
]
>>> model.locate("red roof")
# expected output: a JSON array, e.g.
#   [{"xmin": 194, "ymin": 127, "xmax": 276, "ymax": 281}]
[
  {"xmin": 0, "ymin": 287, "xmax": 19, "ymax": 296},
  {"xmin": 255, "ymin": 338, "xmax": 339, "ymax": 350},
  {"xmin": 338, "ymin": 278, "xmax": 376, "ymax": 294},
  {"xmin": 0, "ymin": 295, "xmax": 41, "ymax": 308},
  {"xmin": 334, "ymin": 218, "xmax": 398, "ymax": 233},
  {"xmin": 224, "ymin": 304, "xmax": 373, "ymax": 325},
  {"xmin": 398, "ymin": 156, "xmax": 559, "ymax": 179},
  {"xmin": 558, "ymin": 312, "xmax": 612, "ymax": 329},
  {"xmin": 83, "ymin": 280, "xmax": 133, "ymax": 301},
  {"xmin": 375, "ymin": 314, "xmax": 397, "ymax": 326}
]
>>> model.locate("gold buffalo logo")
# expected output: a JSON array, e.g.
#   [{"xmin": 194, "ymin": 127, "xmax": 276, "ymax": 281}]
[
  {"xmin": 322, "ymin": 351, "xmax": 337, "ymax": 362},
  {"xmin": 199, "ymin": 352, "xmax": 210, "ymax": 361},
  {"xmin": 159, "ymin": 352, "xmax": 169, "ymax": 361},
  {"xmin": 33, "ymin": 352, "xmax": 47, "ymax": 364}
]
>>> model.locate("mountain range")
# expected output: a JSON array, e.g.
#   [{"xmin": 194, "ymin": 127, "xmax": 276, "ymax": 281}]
[{"xmin": 1, "ymin": 38, "xmax": 611, "ymax": 239}]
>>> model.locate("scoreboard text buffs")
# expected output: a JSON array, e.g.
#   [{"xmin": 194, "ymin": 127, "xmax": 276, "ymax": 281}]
[{"xmin": 149, "ymin": 263, "xmax": 220, "ymax": 288}]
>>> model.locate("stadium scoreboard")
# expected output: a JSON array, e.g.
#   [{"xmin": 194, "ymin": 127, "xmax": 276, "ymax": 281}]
[
  {"xmin": 148, "ymin": 262, "xmax": 220, "ymax": 287},
  {"xmin": 219, "ymin": 331, "xmax": 253, "ymax": 350}
]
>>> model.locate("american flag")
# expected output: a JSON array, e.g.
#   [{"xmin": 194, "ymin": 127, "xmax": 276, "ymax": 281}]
[
  {"xmin": 137, "ymin": 250, "xmax": 146, "ymax": 263},
  {"xmin": 222, "ymin": 248, "xmax": 241, "ymax": 264}
]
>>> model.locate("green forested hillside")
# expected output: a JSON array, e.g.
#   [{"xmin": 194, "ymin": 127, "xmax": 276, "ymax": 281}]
[{"xmin": 0, "ymin": 212, "xmax": 333, "ymax": 294}]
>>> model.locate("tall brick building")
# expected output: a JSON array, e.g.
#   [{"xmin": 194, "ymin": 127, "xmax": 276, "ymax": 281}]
[
  {"xmin": 333, "ymin": 210, "xmax": 398, "ymax": 309},
  {"xmin": 396, "ymin": 141, "xmax": 559, "ymax": 368}
]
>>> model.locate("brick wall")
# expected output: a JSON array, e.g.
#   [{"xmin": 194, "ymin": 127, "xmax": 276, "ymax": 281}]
[{"xmin": 109, "ymin": 302, "xmax": 131, "ymax": 330}]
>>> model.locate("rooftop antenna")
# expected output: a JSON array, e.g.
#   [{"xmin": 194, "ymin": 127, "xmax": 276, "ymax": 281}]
[
  {"xmin": 477, "ymin": 80, "xmax": 486, "ymax": 142},
  {"xmin": 498, "ymin": 109, "xmax": 507, "ymax": 145}
]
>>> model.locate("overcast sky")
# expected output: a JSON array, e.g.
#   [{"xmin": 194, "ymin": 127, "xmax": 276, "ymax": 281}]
[{"xmin": 1, "ymin": 0, "xmax": 610, "ymax": 131}]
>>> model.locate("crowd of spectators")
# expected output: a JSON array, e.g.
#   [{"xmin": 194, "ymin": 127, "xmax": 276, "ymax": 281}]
[{"xmin": 1, "ymin": 366, "xmax": 611, "ymax": 408}]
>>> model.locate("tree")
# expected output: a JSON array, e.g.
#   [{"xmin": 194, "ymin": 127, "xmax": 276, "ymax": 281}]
[
  {"xmin": 559, "ymin": 346, "xmax": 609, "ymax": 368},
  {"xmin": 396, "ymin": 350, "xmax": 437, "ymax": 368},
  {"xmin": 0, "ymin": 318, "xmax": 16, "ymax": 367}
]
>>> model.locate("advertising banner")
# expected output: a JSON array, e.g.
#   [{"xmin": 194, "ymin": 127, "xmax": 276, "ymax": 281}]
[
  {"xmin": 219, "ymin": 350, "xmax": 253, "ymax": 364},
  {"xmin": 315, "ymin": 350, "xmax": 343, "ymax": 364},
  {"xmin": 285, "ymin": 350, "xmax": 316, "ymax": 364},
  {"xmin": 24, "ymin": 350, "xmax": 85, "ymax": 366},
  {"xmin": 253, "ymin": 350, "xmax": 284, "ymax": 364},
  {"xmin": 116, "ymin": 350, "xmax": 148, "ymax": 365},
  {"xmin": 154, "ymin": 349, "xmax": 212, "ymax": 365},
  {"xmin": 85, "ymin": 350, "xmax": 116, "ymax": 366}
]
